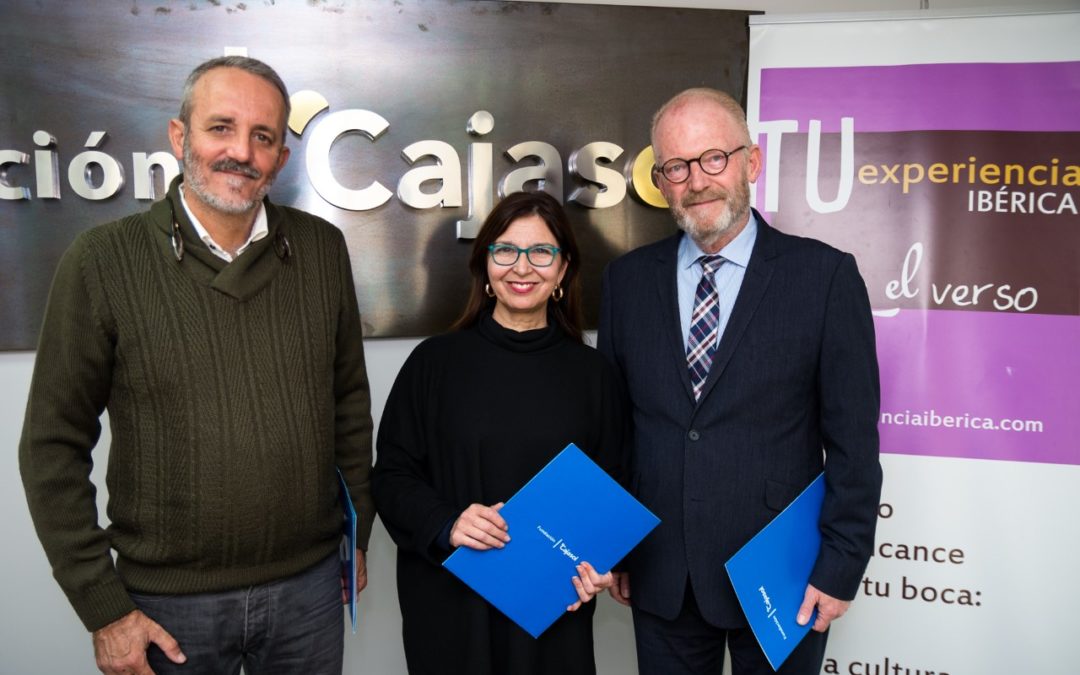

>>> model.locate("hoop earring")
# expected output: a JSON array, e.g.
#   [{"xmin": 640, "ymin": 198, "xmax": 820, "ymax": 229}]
[
  {"xmin": 551, "ymin": 284, "xmax": 564, "ymax": 302},
  {"xmin": 484, "ymin": 283, "xmax": 495, "ymax": 298}
]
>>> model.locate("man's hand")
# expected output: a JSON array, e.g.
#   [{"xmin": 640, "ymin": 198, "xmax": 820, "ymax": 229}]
[
  {"xmin": 356, "ymin": 549, "xmax": 368, "ymax": 594},
  {"xmin": 567, "ymin": 561, "xmax": 614, "ymax": 611},
  {"xmin": 796, "ymin": 584, "xmax": 851, "ymax": 633},
  {"xmin": 607, "ymin": 571, "xmax": 631, "ymax": 606},
  {"xmin": 92, "ymin": 609, "xmax": 185, "ymax": 675},
  {"xmin": 450, "ymin": 502, "xmax": 510, "ymax": 550},
  {"xmin": 342, "ymin": 549, "xmax": 369, "ymax": 604}
]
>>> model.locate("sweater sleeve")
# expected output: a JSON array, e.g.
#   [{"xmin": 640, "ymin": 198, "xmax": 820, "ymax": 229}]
[
  {"xmin": 596, "ymin": 263, "xmax": 632, "ymax": 485},
  {"xmin": 372, "ymin": 344, "xmax": 462, "ymax": 565},
  {"xmin": 331, "ymin": 234, "xmax": 376, "ymax": 551},
  {"xmin": 585, "ymin": 348, "xmax": 633, "ymax": 573},
  {"xmin": 18, "ymin": 233, "xmax": 137, "ymax": 631},
  {"xmin": 587, "ymin": 352, "xmax": 630, "ymax": 489}
]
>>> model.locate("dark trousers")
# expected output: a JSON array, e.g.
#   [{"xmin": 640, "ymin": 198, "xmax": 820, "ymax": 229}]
[
  {"xmin": 632, "ymin": 583, "xmax": 828, "ymax": 675},
  {"xmin": 130, "ymin": 552, "xmax": 343, "ymax": 675}
]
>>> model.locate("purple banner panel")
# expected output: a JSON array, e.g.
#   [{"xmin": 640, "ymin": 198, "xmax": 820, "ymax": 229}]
[
  {"xmin": 759, "ymin": 62, "xmax": 1080, "ymax": 133},
  {"xmin": 875, "ymin": 309, "xmax": 1079, "ymax": 466}
]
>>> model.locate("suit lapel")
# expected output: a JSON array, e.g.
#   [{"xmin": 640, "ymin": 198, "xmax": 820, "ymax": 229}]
[
  {"xmin": 653, "ymin": 235, "xmax": 696, "ymax": 401},
  {"xmin": 696, "ymin": 214, "xmax": 777, "ymax": 404}
]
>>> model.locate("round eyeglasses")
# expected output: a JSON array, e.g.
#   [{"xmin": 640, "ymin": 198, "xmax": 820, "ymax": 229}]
[
  {"xmin": 654, "ymin": 146, "xmax": 748, "ymax": 184},
  {"xmin": 487, "ymin": 243, "xmax": 561, "ymax": 267}
]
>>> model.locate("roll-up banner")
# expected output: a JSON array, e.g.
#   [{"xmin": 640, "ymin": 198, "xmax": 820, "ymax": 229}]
[{"xmin": 748, "ymin": 10, "xmax": 1079, "ymax": 675}]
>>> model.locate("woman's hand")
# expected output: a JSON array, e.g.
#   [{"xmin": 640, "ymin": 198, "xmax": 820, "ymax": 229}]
[
  {"xmin": 567, "ymin": 561, "xmax": 614, "ymax": 611},
  {"xmin": 450, "ymin": 502, "xmax": 510, "ymax": 550}
]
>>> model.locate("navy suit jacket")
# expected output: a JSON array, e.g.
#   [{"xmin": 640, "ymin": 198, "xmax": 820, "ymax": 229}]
[{"xmin": 597, "ymin": 212, "xmax": 882, "ymax": 627}]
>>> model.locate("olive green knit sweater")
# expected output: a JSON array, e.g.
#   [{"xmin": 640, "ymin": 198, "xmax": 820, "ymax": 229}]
[{"xmin": 19, "ymin": 178, "xmax": 374, "ymax": 632}]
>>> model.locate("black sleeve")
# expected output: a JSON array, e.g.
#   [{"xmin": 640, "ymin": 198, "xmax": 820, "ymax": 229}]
[{"xmin": 372, "ymin": 344, "xmax": 462, "ymax": 564}]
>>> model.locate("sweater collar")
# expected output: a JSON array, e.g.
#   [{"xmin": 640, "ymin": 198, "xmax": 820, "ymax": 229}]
[
  {"xmin": 149, "ymin": 174, "xmax": 290, "ymax": 301},
  {"xmin": 177, "ymin": 183, "xmax": 270, "ymax": 262},
  {"xmin": 476, "ymin": 311, "xmax": 566, "ymax": 354}
]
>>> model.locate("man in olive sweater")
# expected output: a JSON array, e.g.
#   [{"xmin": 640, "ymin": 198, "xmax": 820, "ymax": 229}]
[{"xmin": 19, "ymin": 56, "xmax": 374, "ymax": 675}]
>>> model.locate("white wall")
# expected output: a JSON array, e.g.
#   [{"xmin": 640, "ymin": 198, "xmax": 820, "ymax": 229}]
[{"xmin": 3, "ymin": 1, "xmax": 1069, "ymax": 673}]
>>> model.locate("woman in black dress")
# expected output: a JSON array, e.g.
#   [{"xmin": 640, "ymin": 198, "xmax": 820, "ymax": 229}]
[{"xmin": 372, "ymin": 191, "xmax": 626, "ymax": 674}]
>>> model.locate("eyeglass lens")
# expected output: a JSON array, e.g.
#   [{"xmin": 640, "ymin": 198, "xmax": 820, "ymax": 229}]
[
  {"xmin": 489, "ymin": 244, "xmax": 558, "ymax": 267},
  {"xmin": 659, "ymin": 147, "xmax": 744, "ymax": 183}
]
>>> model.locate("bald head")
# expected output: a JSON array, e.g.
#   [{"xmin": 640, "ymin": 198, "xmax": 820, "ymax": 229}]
[{"xmin": 650, "ymin": 88, "xmax": 751, "ymax": 154}]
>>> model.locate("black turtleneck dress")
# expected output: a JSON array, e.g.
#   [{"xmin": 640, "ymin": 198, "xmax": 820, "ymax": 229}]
[{"xmin": 373, "ymin": 313, "xmax": 626, "ymax": 675}]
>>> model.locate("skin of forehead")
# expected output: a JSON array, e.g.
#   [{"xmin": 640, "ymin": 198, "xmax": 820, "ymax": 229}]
[
  {"xmin": 653, "ymin": 95, "xmax": 748, "ymax": 161},
  {"xmin": 190, "ymin": 67, "xmax": 288, "ymax": 138}
]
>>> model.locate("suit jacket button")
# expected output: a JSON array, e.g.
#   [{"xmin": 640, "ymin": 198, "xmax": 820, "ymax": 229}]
[{"xmin": 688, "ymin": 430, "xmax": 700, "ymax": 441}]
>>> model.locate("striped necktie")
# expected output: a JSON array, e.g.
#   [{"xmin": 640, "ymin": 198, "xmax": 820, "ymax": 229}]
[{"xmin": 686, "ymin": 255, "xmax": 725, "ymax": 400}]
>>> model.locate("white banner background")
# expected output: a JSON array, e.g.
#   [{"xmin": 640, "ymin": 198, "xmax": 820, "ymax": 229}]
[{"xmin": 748, "ymin": 10, "xmax": 1080, "ymax": 675}]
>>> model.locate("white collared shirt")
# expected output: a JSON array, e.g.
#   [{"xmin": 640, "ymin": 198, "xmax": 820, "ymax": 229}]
[{"xmin": 178, "ymin": 184, "xmax": 268, "ymax": 262}]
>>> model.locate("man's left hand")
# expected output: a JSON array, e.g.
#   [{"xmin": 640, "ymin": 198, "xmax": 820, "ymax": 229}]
[
  {"xmin": 356, "ymin": 549, "xmax": 368, "ymax": 594},
  {"xmin": 796, "ymin": 584, "xmax": 850, "ymax": 632},
  {"xmin": 341, "ymin": 549, "xmax": 369, "ymax": 604}
]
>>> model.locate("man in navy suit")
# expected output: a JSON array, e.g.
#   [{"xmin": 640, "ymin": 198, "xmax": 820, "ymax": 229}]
[{"xmin": 597, "ymin": 88, "xmax": 882, "ymax": 674}]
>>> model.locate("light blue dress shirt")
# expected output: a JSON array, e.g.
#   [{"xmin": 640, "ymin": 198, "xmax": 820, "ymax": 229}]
[{"xmin": 677, "ymin": 213, "xmax": 758, "ymax": 350}]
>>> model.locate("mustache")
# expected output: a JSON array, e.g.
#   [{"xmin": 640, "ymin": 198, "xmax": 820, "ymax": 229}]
[
  {"xmin": 211, "ymin": 158, "xmax": 262, "ymax": 179},
  {"xmin": 679, "ymin": 186, "xmax": 729, "ymax": 207}
]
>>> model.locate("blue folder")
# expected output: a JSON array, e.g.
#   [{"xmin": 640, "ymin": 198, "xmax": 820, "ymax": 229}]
[
  {"xmin": 337, "ymin": 469, "xmax": 358, "ymax": 634},
  {"xmin": 442, "ymin": 443, "xmax": 660, "ymax": 638},
  {"xmin": 725, "ymin": 472, "xmax": 825, "ymax": 670}
]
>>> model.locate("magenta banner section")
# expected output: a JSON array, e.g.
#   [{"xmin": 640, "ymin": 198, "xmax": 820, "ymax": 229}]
[
  {"xmin": 760, "ymin": 62, "xmax": 1080, "ymax": 132},
  {"xmin": 875, "ymin": 309, "xmax": 1079, "ymax": 466}
]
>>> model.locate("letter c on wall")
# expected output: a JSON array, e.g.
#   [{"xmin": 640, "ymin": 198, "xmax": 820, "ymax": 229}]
[{"xmin": 305, "ymin": 109, "xmax": 393, "ymax": 211}]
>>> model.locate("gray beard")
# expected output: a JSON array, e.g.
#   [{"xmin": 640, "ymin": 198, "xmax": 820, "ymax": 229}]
[
  {"xmin": 672, "ymin": 181, "xmax": 749, "ymax": 250},
  {"xmin": 182, "ymin": 136, "xmax": 274, "ymax": 215}
]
